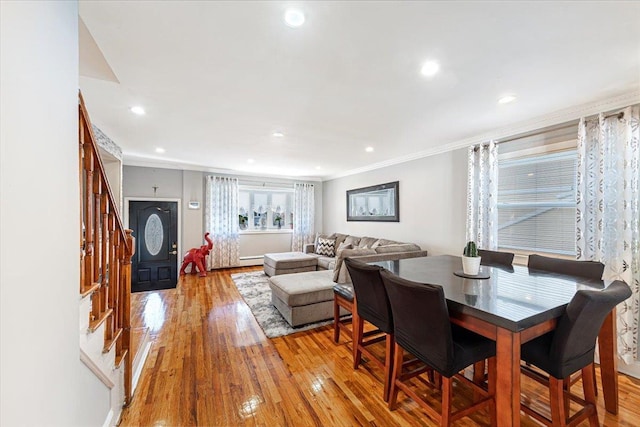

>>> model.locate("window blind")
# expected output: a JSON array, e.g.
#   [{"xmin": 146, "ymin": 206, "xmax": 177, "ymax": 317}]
[{"xmin": 497, "ymin": 150, "xmax": 577, "ymax": 255}]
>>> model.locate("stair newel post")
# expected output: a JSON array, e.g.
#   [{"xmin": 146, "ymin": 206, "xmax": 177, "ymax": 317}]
[{"xmin": 122, "ymin": 229, "xmax": 134, "ymax": 405}]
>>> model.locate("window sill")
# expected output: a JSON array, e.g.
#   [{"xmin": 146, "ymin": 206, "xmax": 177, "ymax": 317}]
[{"xmin": 239, "ymin": 229, "xmax": 293, "ymax": 235}]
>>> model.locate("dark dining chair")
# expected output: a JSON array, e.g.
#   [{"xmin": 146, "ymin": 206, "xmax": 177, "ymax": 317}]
[
  {"xmin": 527, "ymin": 253, "xmax": 606, "ymax": 397},
  {"xmin": 332, "ymin": 283, "xmax": 354, "ymax": 343},
  {"xmin": 478, "ymin": 249, "xmax": 515, "ymax": 266},
  {"xmin": 520, "ymin": 281, "xmax": 631, "ymax": 427},
  {"xmin": 528, "ymin": 254, "xmax": 604, "ymax": 280},
  {"xmin": 344, "ymin": 258, "xmax": 395, "ymax": 402},
  {"xmin": 380, "ymin": 270, "xmax": 496, "ymax": 426}
]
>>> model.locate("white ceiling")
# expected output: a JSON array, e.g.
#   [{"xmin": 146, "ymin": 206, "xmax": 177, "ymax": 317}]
[{"xmin": 79, "ymin": 1, "xmax": 640, "ymax": 181}]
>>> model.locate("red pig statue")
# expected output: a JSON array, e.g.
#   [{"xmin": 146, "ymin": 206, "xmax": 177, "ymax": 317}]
[{"xmin": 180, "ymin": 232, "xmax": 213, "ymax": 277}]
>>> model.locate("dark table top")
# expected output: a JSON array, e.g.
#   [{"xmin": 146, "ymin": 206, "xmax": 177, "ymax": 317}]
[{"xmin": 370, "ymin": 255, "xmax": 607, "ymax": 332}]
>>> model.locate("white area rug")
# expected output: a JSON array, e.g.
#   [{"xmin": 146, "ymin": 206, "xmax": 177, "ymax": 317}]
[{"xmin": 230, "ymin": 271, "xmax": 332, "ymax": 338}]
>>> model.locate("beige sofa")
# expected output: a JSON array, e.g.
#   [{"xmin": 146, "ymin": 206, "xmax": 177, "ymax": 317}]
[
  {"xmin": 302, "ymin": 233, "xmax": 427, "ymax": 284},
  {"xmin": 268, "ymin": 233, "xmax": 427, "ymax": 326}
]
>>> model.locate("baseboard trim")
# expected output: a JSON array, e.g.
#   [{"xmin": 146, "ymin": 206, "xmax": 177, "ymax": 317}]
[
  {"xmin": 101, "ymin": 409, "xmax": 114, "ymax": 427},
  {"xmin": 132, "ymin": 341, "xmax": 152, "ymax": 393}
]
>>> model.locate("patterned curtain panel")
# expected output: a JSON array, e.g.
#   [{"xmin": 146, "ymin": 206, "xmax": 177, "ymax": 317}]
[
  {"xmin": 466, "ymin": 141, "xmax": 498, "ymax": 250},
  {"xmin": 292, "ymin": 183, "xmax": 315, "ymax": 252},
  {"xmin": 576, "ymin": 105, "xmax": 640, "ymax": 364},
  {"xmin": 205, "ymin": 176, "xmax": 240, "ymax": 269}
]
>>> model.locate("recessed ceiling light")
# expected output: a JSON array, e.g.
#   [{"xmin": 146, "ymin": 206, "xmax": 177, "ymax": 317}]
[
  {"xmin": 365, "ymin": 147, "xmax": 374, "ymax": 153},
  {"xmin": 130, "ymin": 106, "xmax": 145, "ymax": 115},
  {"xmin": 498, "ymin": 95, "xmax": 517, "ymax": 104},
  {"xmin": 155, "ymin": 148, "xmax": 165, "ymax": 154},
  {"xmin": 284, "ymin": 9, "xmax": 305, "ymax": 27},
  {"xmin": 272, "ymin": 131, "xmax": 284, "ymax": 137},
  {"xmin": 420, "ymin": 60, "xmax": 440, "ymax": 77},
  {"xmin": 315, "ymin": 166, "xmax": 322, "ymax": 170},
  {"xmin": 247, "ymin": 159, "xmax": 255, "ymax": 164}
]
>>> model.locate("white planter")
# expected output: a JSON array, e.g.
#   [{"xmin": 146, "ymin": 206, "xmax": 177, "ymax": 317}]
[{"xmin": 462, "ymin": 256, "xmax": 481, "ymax": 275}]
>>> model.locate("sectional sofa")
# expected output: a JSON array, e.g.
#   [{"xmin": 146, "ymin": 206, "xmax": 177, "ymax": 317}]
[{"xmin": 266, "ymin": 233, "xmax": 428, "ymax": 327}]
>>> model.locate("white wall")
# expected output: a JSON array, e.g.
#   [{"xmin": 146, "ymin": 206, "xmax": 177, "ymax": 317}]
[
  {"xmin": 1, "ymin": 2, "xmax": 108, "ymax": 425},
  {"xmin": 322, "ymin": 148, "xmax": 468, "ymax": 256}
]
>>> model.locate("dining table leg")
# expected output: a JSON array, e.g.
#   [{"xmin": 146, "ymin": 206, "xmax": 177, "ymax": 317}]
[
  {"xmin": 598, "ymin": 308, "xmax": 618, "ymax": 414},
  {"xmin": 496, "ymin": 328, "xmax": 521, "ymax": 427}
]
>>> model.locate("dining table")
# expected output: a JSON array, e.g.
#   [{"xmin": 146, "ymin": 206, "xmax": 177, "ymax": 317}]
[{"xmin": 370, "ymin": 255, "xmax": 623, "ymax": 427}]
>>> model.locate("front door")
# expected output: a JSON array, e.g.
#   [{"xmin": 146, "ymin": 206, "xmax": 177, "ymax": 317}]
[{"xmin": 129, "ymin": 201, "xmax": 178, "ymax": 293}]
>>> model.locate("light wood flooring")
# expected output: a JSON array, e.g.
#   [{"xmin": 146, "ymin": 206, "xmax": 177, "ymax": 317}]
[{"xmin": 120, "ymin": 267, "xmax": 640, "ymax": 426}]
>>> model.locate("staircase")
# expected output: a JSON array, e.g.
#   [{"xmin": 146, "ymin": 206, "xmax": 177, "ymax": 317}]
[{"xmin": 78, "ymin": 92, "xmax": 135, "ymax": 422}]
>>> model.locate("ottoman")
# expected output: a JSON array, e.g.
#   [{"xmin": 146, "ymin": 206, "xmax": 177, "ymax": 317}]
[
  {"xmin": 263, "ymin": 252, "xmax": 318, "ymax": 277},
  {"xmin": 269, "ymin": 270, "xmax": 347, "ymax": 327}
]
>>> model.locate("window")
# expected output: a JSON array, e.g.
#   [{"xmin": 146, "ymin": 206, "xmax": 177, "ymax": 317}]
[
  {"xmin": 238, "ymin": 186, "xmax": 293, "ymax": 231},
  {"xmin": 497, "ymin": 148, "xmax": 577, "ymax": 256}
]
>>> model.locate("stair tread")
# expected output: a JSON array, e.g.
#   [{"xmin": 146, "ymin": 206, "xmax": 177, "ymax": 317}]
[
  {"xmin": 88, "ymin": 308, "xmax": 113, "ymax": 332},
  {"xmin": 102, "ymin": 328, "xmax": 123, "ymax": 353}
]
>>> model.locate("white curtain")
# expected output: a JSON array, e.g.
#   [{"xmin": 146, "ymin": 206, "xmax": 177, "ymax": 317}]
[
  {"xmin": 205, "ymin": 176, "xmax": 240, "ymax": 269},
  {"xmin": 576, "ymin": 105, "xmax": 640, "ymax": 364},
  {"xmin": 466, "ymin": 141, "xmax": 498, "ymax": 250},
  {"xmin": 292, "ymin": 183, "xmax": 315, "ymax": 252}
]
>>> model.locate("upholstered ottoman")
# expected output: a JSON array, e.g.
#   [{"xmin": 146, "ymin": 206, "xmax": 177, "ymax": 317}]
[
  {"xmin": 269, "ymin": 270, "xmax": 347, "ymax": 327},
  {"xmin": 263, "ymin": 252, "xmax": 318, "ymax": 277}
]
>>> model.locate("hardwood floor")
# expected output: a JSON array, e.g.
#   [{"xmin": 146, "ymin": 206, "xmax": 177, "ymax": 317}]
[{"xmin": 120, "ymin": 267, "xmax": 640, "ymax": 426}]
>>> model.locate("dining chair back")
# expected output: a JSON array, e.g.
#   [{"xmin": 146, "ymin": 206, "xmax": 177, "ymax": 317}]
[
  {"xmin": 478, "ymin": 249, "xmax": 514, "ymax": 266},
  {"xmin": 380, "ymin": 269, "xmax": 496, "ymax": 425},
  {"xmin": 345, "ymin": 258, "xmax": 392, "ymax": 333},
  {"xmin": 380, "ymin": 270, "xmax": 455, "ymax": 376},
  {"xmin": 528, "ymin": 254, "xmax": 604, "ymax": 280},
  {"xmin": 528, "ymin": 281, "xmax": 632, "ymax": 378},
  {"xmin": 344, "ymin": 258, "xmax": 394, "ymax": 402},
  {"xmin": 520, "ymin": 281, "xmax": 632, "ymax": 426}
]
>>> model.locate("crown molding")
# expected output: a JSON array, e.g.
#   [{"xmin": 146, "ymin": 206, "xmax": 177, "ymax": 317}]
[
  {"xmin": 324, "ymin": 91, "xmax": 640, "ymax": 181},
  {"xmin": 123, "ymin": 156, "xmax": 323, "ymax": 182}
]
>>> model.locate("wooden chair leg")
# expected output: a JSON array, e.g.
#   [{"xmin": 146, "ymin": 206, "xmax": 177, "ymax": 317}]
[
  {"xmin": 383, "ymin": 333, "xmax": 394, "ymax": 402},
  {"xmin": 333, "ymin": 297, "xmax": 340, "ymax": 343},
  {"xmin": 563, "ymin": 377, "xmax": 571, "ymax": 416},
  {"xmin": 488, "ymin": 357, "xmax": 497, "ymax": 427},
  {"xmin": 582, "ymin": 364, "xmax": 599, "ymax": 427},
  {"xmin": 352, "ymin": 303, "xmax": 363, "ymax": 369},
  {"xmin": 550, "ymin": 376, "xmax": 568, "ymax": 427},
  {"xmin": 473, "ymin": 360, "xmax": 486, "ymax": 401},
  {"xmin": 388, "ymin": 342, "xmax": 403, "ymax": 410},
  {"xmin": 441, "ymin": 376, "xmax": 452, "ymax": 427}
]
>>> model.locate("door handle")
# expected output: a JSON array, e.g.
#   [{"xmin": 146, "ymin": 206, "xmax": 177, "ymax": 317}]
[{"xmin": 170, "ymin": 250, "xmax": 178, "ymax": 255}]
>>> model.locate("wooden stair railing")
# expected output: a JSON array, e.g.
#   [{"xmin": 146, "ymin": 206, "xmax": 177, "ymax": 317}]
[{"xmin": 79, "ymin": 92, "xmax": 135, "ymax": 405}]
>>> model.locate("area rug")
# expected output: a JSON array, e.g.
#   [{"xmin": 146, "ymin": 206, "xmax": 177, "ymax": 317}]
[{"xmin": 230, "ymin": 271, "xmax": 332, "ymax": 338}]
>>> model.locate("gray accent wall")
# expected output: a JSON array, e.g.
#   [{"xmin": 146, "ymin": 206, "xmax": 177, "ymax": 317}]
[
  {"xmin": 322, "ymin": 148, "xmax": 468, "ymax": 256},
  {"xmin": 123, "ymin": 166, "xmax": 323, "ymax": 262}
]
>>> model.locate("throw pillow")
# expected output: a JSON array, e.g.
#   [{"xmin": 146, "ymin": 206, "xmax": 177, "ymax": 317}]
[
  {"xmin": 336, "ymin": 242, "xmax": 353, "ymax": 255},
  {"xmin": 343, "ymin": 235, "xmax": 361, "ymax": 247},
  {"xmin": 316, "ymin": 237, "xmax": 336, "ymax": 257},
  {"xmin": 332, "ymin": 248, "xmax": 377, "ymax": 282}
]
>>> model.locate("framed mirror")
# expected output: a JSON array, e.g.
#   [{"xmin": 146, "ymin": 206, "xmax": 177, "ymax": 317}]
[{"xmin": 346, "ymin": 181, "xmax": 399, "ymax": 222}]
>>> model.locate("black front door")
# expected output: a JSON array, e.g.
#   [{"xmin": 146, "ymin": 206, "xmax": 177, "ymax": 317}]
[{"xmin": 129, "ymin": 201, "xmax": 178, "ymax": 293}]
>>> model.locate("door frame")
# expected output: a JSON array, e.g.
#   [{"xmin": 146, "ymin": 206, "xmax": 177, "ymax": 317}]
[{"xmin": 124, "ymin": 197, "xmax": 182, "ymax": 274}]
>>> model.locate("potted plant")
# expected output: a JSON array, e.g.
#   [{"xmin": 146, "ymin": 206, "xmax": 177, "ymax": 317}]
[
  {"xmin": 462, "ymin": 241, "xmax": 482, "ymax": 275},
  {"xmin": 273, "ymin": 212, "xmax": 283, "ymax": 229},
  {"xmin": 238, "ymin": 213, "xmax": 248, "ymax": 230}
]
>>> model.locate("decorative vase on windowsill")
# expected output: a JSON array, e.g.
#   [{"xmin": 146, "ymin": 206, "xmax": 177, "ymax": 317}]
[{"xmin": 462, "ymin": 241, "xmax": 481, "ymax": 275}]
